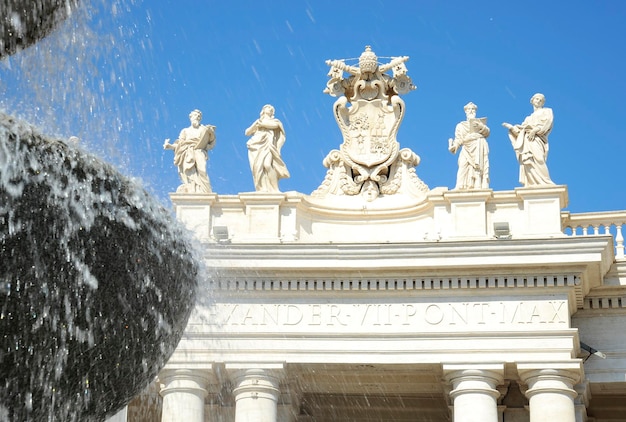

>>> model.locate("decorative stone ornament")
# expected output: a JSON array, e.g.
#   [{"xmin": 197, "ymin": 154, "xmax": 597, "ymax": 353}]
[{"xmin": 314, "ymin": 46, "xmax": 428, "ymax": 201}]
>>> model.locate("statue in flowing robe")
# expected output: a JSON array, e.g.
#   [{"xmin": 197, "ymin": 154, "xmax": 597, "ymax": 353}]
[
  {"xmin": 503, "ymin": 93, "xmax": 554, "ymax": 186},
  {"xmin": 245, "ymin": 104, "xmax": 290, "ymax": 192}
]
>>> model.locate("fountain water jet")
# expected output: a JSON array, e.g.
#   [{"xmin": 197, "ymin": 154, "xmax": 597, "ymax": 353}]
[
  {"xmin": 0, "ymin": 112, "xmax": 201, "ymax": 421},
  {"xmin": 1, "ymin": 2, "xmax": 202, "ymax": 419}
]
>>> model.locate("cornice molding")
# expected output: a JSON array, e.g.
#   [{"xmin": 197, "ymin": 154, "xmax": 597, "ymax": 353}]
[{"xmin": 204, "ymin": 236, "xmax": 611, "ymax": 269}]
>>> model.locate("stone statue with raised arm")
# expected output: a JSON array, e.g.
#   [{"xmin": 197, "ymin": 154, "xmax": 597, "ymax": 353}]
[
  {"xmin": 245, "ymin": 104, "xmax": 290, "ymax": 192},
  {"xmin": 448, "ymin": 102, "xmax": 490, "ymax": 190},
  {"xmin": 163, "ymin": 109, "xmax": 216, "ymax": 193},
  {"xmin": 502, "ymin": 93, "xmax": 554, "ymax": 186}
]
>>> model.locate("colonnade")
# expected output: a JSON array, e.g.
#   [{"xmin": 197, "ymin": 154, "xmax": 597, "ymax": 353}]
[
  {"xmin": 160, "ymin": 365, "xmax": 290, "ymax": 422},
  {"xmin": 444, "ymin": 362, "xmax": 586, "ymax": 422},
  {"xmin": 158, "ymin": 361, "xmax": 587, "ymax": 422}
]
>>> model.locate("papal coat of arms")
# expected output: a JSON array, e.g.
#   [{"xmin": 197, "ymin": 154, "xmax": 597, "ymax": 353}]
[{"xmin": 313, "ymin": 46, "xmax": 428, "ymax": 201}]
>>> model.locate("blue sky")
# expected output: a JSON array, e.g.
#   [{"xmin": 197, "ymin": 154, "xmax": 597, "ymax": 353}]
[{"xmin": 1, "ymin": 0, "xmax": 625, "ymax": 213}]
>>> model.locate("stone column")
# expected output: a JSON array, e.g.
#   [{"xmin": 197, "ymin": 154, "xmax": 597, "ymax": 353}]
[
  {"xmin": 517, "ymin": 362, "xmax": 582, "ymax": 422},
  {"xmin": 226, "ymin": 363, "xmax": 285, "ymax": 422},
  {"xmin": 159, "ymin": 368, "xmax": 211, "ymax": 422},
  {"xmin": 443, "ymin": 363, "xmax": 504, "ymax": 422}
]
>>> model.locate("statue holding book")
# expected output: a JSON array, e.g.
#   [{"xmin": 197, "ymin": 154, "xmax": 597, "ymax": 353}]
[
  {"xmin": 164, "ymin": 109, "xmax": 216, "ymax": 193},
  {"xmin": 448, "ymin": 102, "xmax": 490, "ymax": 190}
]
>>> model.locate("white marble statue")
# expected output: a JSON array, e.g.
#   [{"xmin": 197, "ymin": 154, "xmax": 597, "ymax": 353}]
[
  {"xmin": 164, "ymin": 109, "xmax": 216, "ymax": 193},
  {"xmin": 314, "ymin": 46, "xmax": 428, "ymax": 202},
  {"xmin": 245, "ymin": 104, "xmax": 290, "ymax": 192},
  {"xmin": 448, "ymin": 102, "xmax": 490, "ymax": 190},
  {"xmin": 502, "ymin": 93, "xmax": 554, "ymax": 186}
]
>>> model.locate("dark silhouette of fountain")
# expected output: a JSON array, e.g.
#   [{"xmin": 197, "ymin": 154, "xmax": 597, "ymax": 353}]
[
  {"xmin": 1, "ymin": 0, "xmax": 79, "ymax": 58},
  {"xmin": 1, "ymin": 2, "xmax": 201, "ymax": 420}
]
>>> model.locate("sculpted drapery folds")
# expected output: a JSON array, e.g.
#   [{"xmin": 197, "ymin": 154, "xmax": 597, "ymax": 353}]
[
  {"xmin": 503, "ymin": 93, "xmax": 554, "ymax": 186},
  {"xmin": 164, "ymin": 109, "xmax": 216, "ymax": 193},
  {"xmin": 448, "ymin": 102, "xmax": 490, "ymax": 190},
  {"xmin": 245, "ymin": 104, "xmax": 290, "ymax": 192}
]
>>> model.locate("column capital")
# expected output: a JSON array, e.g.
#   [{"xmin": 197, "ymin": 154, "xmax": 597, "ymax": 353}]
[
  {"xmin": 517, "ymin": 361, "xmax": 583, "ymax": 421},
  {"xmin": 443, "ymin": 363, "xmax": 504, "ymax": 421},
  {"xmin": 159, "ymin": 368, "xmax": 212, "ymax": 398},
  {"xmin": 226, "ymin": 363, "xmax": 285, "ymax": 403},
  {"xmin": 517, "ymin": 361, "xmax": 582, "ymax": 400},
  {"xmin": 443, "ymin": 363, "xmax": 505, "ymax": 388},
  {"xmin": 226, "ymin": 363, "xmax": 286, "ymax": 422},
  {"xmin": 159, "ymin": 368, "xmax": 213, "ymax": 422}
]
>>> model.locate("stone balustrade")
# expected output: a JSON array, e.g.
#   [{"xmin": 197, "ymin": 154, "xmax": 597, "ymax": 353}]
[{"xmin": 562, "ymin": 210, "xmax": 626, "ymax": 259}]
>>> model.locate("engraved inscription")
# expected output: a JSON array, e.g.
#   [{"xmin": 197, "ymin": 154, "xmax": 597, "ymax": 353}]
[{"xmin": 211, "ymin": 300, "xmax": 568, "ymax": 330}]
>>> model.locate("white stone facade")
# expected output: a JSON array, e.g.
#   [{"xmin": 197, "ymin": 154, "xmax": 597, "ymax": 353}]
[
  {"xmin": 123, "ymin": 48, "xmax": 626, "ymax": 422},
  {"xmin": 122, "ymin": 185, "xmax": 626, "ymax": 421}
]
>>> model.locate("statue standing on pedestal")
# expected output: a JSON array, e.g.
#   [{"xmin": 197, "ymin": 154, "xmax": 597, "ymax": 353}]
[
  {"xmin": 313, "ymin": 46, "xmax": 428, "ymax": 201},
  {"xmin": 448, "ymin": 102, "xmax": 490, "ymax": 190},
  {"xmin": 502, "ymin": 93, "xmax": 554, "ymax": 186},
  {"xmin": 164, "ymin": 109, "xmax": 216, "ymax": 193},
  {"xmin": 245, "ymin": 104, "xmax": 290, "ymax": 192}
]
